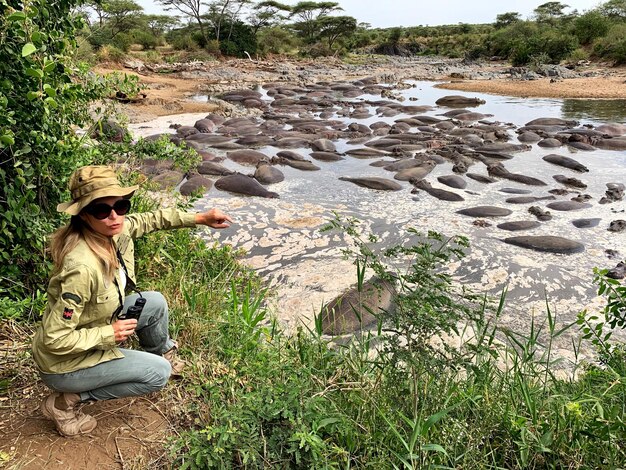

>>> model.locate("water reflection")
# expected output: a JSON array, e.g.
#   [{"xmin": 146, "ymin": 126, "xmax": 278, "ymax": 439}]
[{"xmin": 561, "ymin": 99, "xmax": 626, "ymax": 123}]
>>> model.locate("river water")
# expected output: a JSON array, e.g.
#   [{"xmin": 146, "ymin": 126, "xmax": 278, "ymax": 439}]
[{"xmin": 129, "ymin": 80, "xmax": 626, "ymax": 366}]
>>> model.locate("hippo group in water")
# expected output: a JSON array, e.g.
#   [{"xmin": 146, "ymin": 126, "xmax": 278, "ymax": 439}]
[{"xmin": 132, "ymin": 80, "xmax": 625, "ymax": 259}]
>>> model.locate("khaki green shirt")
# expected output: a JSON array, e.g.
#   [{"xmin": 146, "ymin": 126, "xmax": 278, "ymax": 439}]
[{"xmin": 32, "ymin": 208, "xmax": 197, "ymax": 374}]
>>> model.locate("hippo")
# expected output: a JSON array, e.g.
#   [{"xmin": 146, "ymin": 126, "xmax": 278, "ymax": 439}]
[
  {"xmin": 572, "ymin": 218, "xmax": 601, "ymax": 228},
  {"xmin": 457, "ymin": 206, "xmax": 512, "ymax": 217},
  {"xmin": 528, "ymin": 206, "xmax": 552, "ymax": 221},
  {"xmin": 525, "ymin": 118, "xmax": 578, "ymax": 127},
  {"xmin": 437, "ymin": 175, "xmax": 467, "ymax": 189},
  {"xmin": 497, "ymin": 221, "xmax": 542, "ymax": 231},
  {"xmin": 517, "ymin": 132, "xmax": 542, "ymax": 143},
  {"xmin": 567, "ymin": 141, "xmax": 596, "ymax": 151},
  {"xmin": 435, "ymin": 95, "xmax": 486, "ymax": 107},
  {"xmin": 503, "ymin": 236, "xmax": 584, "ymax": 254},
  {"xmin": 186, "ymin": 134, "xmax": 232, "ymax": 144},
  {"xmin": 344, "ymin": 148, "xmax": 390, "ymax": 158},
  {"xmin": 179, "ymin": 175, "xmax": 213, "ymax": 196},
  {"xmin": 607, "ymin": 262, "xmax": 626, "ymax": 280},
  {"xmin": 175, "ymin": 126, "xmax": 198, "ymax": 138},
  {"xmin": 276, "ymin": 150, "xmax": 306, "ymax": 161},
  {"xmin": 488, "ymin": 163, "xmax": 547, "ymax": 186},
  {"xmin": 194, "ymin": 119, "xmax": 216, "ymax": 133},
  {"xmin": 227, "ymin": 149, "xmax": 268, "ymax": 166},
  {"xmin": 271, "ymin": 156, "xmax": 320, "ymax": 171},
  {"xmin": 310, "ymin": 151, "xmax": 345, "ymax": 162},
  {"xmin": 197, "ymin": 161, "xmax": 234, "ymax": 176},
  {"xmin": 500, "ymin": 187, "xmax": 532, "ymax": 194},
  {"xmin": 338, "ymin": 176, "xmax": 403, "ymax": 191},
  {"xmin": 608, "ymin": 220, "xmax": 626, "ymax": 233},
  {"xmin": 546, "ymin": 201, "xmax": 592, "ymax": 211},
  {"xmin": 594, "ymin": 137, "xmax": 626, "ymax": 151},
  {"xmin": 215, "ymin": 173, "xmax": 279, "ymax": 198},
  {"xmin": 411, "ymin": 180, "xmax": 465, "ymax": 202},
  {"xmin": 466, "ymin": 173, "xmax": 497, "ymax": 184},
  {"xmin": 553, "ymin": 175, "xmax": 587, "ymax": 189},
  {"xmin": 595, "ymin": 123, "xmax": 626, "ymax": 136},
  {"xmin": 537, "ymin": 138, "xmax": 562, "ymax": 148},
  {"xmin": 150, "ymin": 170, "xmax": 184, "ymax": 189},
  {"xmin": 394, "ymin": 161, "xmax": 437, "ymax": 182},
  {"xmin": 310, "ymin": 138, "xmax": 336, "ymax": 152},
  {"xmin": 383, "ymin": 159, "xmax": 428, "ymax": 172},
  {"xmin": 477, "ymin": 143, "xmax": 530, "ymax": 154},
  {"xmin": 506, "ymin": 196, "xmax": 556, "ymax": 204},
  {"xmin": 254, "ymin": 160, "xmax": 284, "ymax": 184},
  {"xmin": 600, "ymin": 183, "xmax": 625, "ymax": 204},
  {"xmin": 542, "ymin": 154, "xmax": 589, "ymax": 173},
  {"xmin": 321, "ymin": 275, "xmax": 395, "ymax": 335}
]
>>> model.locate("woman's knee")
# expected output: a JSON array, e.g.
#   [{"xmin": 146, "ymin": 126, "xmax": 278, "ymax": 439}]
[{"xmin": 145, "ymin": 356, "xmax": 171, "ymax": 391}]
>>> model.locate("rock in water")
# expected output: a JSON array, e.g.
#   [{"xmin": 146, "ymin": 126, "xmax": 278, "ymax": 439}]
[
  {"xmin": 503, "ymin": 236, "xmax": 584, "ymax": 254},
  {"xmin": 321, "ymin": 276, "xmax": 395, "ymax": 335}
]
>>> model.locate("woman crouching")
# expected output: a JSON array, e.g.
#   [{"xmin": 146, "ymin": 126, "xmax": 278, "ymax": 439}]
[{"xmin": 32, "ymin": 165, "xmax": 232, "ymax": 437}]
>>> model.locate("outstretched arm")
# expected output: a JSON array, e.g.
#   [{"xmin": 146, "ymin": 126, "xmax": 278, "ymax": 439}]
[{"xmin": 194, "ymin": 208, "xmax": 233, "ymax": 229}]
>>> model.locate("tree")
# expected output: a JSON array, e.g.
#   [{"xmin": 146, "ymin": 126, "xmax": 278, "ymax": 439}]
[
  {"xmin": 494, "ymin": 12, "xmax": 521, "ymax": 29},
  {"xmin": 102, "ymin": 0, "xmax": 144, "ymax": 38},
  {"xmin": 534, "ymin": 1, "xmax": 569, "ymax": 23},
  {"xmin": 247, "ymin": 0, "xmax": 291, "ymax": 34},
  {"xmin": 316, "ymin": 15, "xmax": 356, "ymax": 50},
  {"xmin": 158, "ymin": 0, "xmax": 211, "ymax": 48},
  {"xmin": 573, "ymin": 10, "xmax": 610, "ymax": 45},
  {"xmin": 289, "ymin": 1, "xmax": 342, "ymax": 42},
  {"xmin": 144, "ymin": 14, "xmax": 181, "ymax": 37},
  {"xmin": 599, "ymin": 0, "xmax": 626, "ymax": 20}
]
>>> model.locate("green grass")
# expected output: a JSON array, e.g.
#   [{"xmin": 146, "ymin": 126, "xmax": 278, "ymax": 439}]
[{"xmin": 134, "ymin": 211, "xmax": 626, "ymax": 469}]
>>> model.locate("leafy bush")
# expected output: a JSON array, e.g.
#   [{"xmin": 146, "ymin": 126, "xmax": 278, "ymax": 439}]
[
  {"xmin": 593, "ymin": 23, "xmax": 626, "ymax": 64},
  {"xmin": 130, "ymin": 29, "xmax": 158, "ymax": 50},
  {"xmin": 96, "ymin": 45, "xmax": 127, "ymax": 63},
  {"xmin": 170, "ymin": 33, "xmax": 199, "ymax": 51},
  {"xmin": 572, "ymin": 10, "xmax": 611, "ymax": 45},
  {"xmin": 257, "ymin": 27, "xmax": 299, "ymax": 55},
  {"xmin": 216, "ymin": 21, "xmax": 257, "ymax": 58}
]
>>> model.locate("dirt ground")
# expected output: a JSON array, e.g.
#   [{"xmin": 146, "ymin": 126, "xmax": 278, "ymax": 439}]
[
  {"xmin": 437, "ymin": 74, "xmax": 626, "ymax": 99},
  {"xmin": 2, "ymin": 56, "xmax": 624, "ymax": 470}
]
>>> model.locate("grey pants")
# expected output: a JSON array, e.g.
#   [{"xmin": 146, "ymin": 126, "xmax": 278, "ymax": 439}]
[{"xmin": 40, "ymin": 291, "xmax": 175, "ymax": 402}]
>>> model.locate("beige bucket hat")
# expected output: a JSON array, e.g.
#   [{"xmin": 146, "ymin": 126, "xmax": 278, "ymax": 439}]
[{"xmin": 57, "ymin": 166, "xmax": 138, "ymax": 216}]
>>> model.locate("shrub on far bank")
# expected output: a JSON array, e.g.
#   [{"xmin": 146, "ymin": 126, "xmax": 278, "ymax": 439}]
[
  {"xmin": 96, "ymin": 45, "xmax": 127, "ymax": 63},
  {"xmin": 593, "ymin": 23, "xmax": 626, "ymax": 64},
  {"xmin": 257, "ymin": 27, "xmax": 300, "ymax": 56}
]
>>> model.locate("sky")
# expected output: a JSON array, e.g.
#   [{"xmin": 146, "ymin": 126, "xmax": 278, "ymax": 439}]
[{"xmin": 138, "ymin": 0, "xmax": 605, "ymax": 28}]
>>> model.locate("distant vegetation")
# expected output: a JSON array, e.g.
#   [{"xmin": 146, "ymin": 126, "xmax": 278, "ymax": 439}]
[{"xmin": 71, "ymin": 0, "xmax": 626, "ymax": 65}]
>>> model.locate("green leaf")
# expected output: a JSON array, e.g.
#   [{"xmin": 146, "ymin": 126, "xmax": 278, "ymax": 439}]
[
  {"xmin": 0, "ymin": 135, "xmax": 15, "ymax": 146},
  {"xmin": 43, "ymin": 61, "xmax": 56, "ymax": 73},
  {"xmin": 43, "ymin": 84, "xmax": 56, "ymax": 97},
  {"xmin": 25, "ymin": 68, "xmax": 43, "ymax": 79},
  {"xmin": 44, "ymin": 97, "xmax": 58, "ymax": 109},
  {"xmin": 7, "ymin": 12, "xmax": 27, "ymax": 21},
  {"xmin": 26, "ymin": 91, "xmax": 41, "ymax": 100},
  {"xmin": 21, "ymin": 43, "xmax": 37, "ymax": 57}
]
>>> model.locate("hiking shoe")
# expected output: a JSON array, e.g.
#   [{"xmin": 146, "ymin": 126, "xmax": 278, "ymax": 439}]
[
  {"xmin": 40, "ymin": 392, "xmax": 97, "ymax": 437},
  {"xmin": 163, "ymin": 346, "xmax": 185, "ymax": 377}
]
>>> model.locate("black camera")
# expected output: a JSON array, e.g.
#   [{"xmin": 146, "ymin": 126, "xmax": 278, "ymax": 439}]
[{"xmin": 118, "ymin": 296, "xmax": 146, "ymax": 320}]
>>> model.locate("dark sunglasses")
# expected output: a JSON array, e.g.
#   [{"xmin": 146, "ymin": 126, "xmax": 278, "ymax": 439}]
[{"xmin": 85, "ymin": 199, "xmax": 131, "ymax": 220}]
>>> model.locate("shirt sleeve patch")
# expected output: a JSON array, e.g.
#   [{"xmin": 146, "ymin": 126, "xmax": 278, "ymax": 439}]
[
  {"xmin": 62, "ymin": 292, "xmax": 82, "ymax": 304},
  {"xmin": 62, "ymin": 308, "xmax": 74, "ymax": 320}
]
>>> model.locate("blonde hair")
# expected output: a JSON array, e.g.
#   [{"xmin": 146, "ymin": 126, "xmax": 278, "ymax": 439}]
[{"xmin": 49, "ymin": 216, "xmax": 119, "ymax": 281}]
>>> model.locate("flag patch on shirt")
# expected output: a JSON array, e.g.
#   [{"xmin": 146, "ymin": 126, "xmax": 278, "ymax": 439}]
[{"xmin": 62, "ymin": 307, "xmax": 74, "ymax": 320}]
